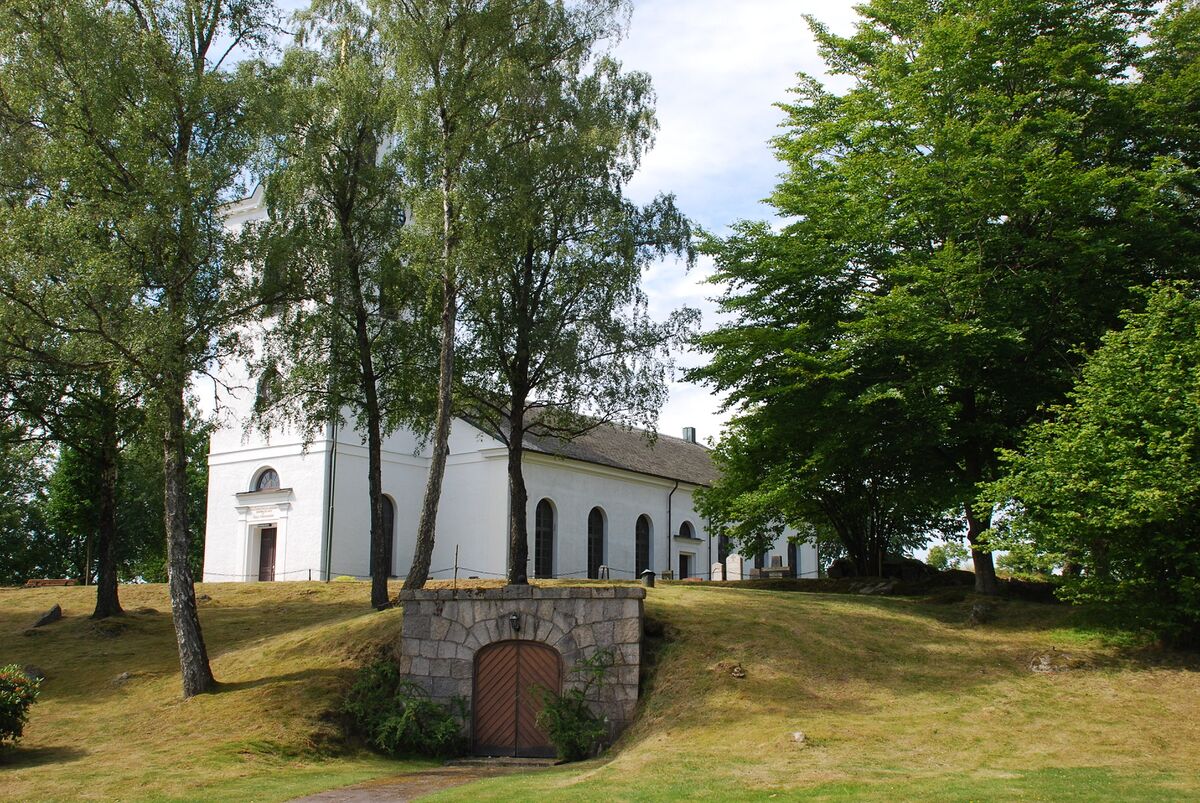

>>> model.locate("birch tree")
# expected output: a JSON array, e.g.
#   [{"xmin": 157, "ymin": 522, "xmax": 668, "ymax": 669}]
[
  {"xmin": 0, "ymin": 0, "xmax": 272, "ymax": 696},
  {"xmin": 380, "ymin": 0, "xmax": 631, "ymax": 590},
  {"xmin": 254, "ymin": 0, "xmax": 435, "ymax": 609},
  {"xmin": 456, "ymin": 54, "xmax": 696, "ymax": 583}
]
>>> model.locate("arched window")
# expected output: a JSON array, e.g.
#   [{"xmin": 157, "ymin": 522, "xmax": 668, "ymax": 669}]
[
  {"xmin": 254, "ymin": 365, "xmax": 280, "ymax": 414},
  {"xmin": 382, "ymin": 495, "xmax": 396, "ymax": 578},
  {"xmin": 535, "ymin": 499, "xmax": 554, "ymax": 579},
  {"xmin": 254, "ymin": 468, "xmax": 280, "ymax": 492},
  {"xmin": 587, "ymin": 507, "xmax": 605, "ymax": 580},
  {"xmin": 635, "ymin": 515, "xmax": 652, "ymax": 577},
  {"xmin": 679, "ymin": 520, "xmax": 694, "ymax": 539}
]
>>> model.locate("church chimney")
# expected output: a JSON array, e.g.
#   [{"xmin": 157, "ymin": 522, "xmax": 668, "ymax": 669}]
[{"xmin": 682, "ymin": 426, "xmax": 697, "ymax": 444}]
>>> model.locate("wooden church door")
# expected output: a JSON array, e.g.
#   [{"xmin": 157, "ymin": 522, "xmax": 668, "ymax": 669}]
[{"xmin": 258, "ymin": 527, "xmax": 277, "ymax": 581}]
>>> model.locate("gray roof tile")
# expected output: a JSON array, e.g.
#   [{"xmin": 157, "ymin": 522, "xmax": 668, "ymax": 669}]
[{"xmin": 520, "ymin": 423, "xmax": 718, "ymax": 487}]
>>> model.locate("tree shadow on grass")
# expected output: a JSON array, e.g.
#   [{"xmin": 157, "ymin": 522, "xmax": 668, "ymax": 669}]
[
  {"xmin": 0, "ymin": 744, "xmax": 88, "ymax": 768},
  {"xmin": 213, "ymin": 667, "xmax": 349, "ymax": 695}
]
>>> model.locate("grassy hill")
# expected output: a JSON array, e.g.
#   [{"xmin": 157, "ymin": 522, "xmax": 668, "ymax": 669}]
[{"xmin": 2, "ymin": 581, "xmax": 1198, "ymax": 801}]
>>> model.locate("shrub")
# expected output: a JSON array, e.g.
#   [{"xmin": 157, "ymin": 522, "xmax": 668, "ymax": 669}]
[
  {"xmin": 535, "ymin": 649, "xmax": 613, "ymax": 762},
  {"xmin": 342, "ymin": 659, "xmax": 466, "ymax": 757},
  {"xmin": 988, "ymin": 285, "xmax": 1200, "ymax": 646},
  {"xmin": 0, "ymin": 665, "xmax": 41, "ymax": 746}
]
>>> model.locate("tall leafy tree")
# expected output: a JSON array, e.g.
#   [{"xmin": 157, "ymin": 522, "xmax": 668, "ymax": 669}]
[
  {"xmin": 693, "ymin": 0, "xmax": 1198, "ymax": 593},
  {"xmin": 254, "ymin": 0, "xmax": 435, "ymax": 609},
  {"xmin": 0, "ymin": 323, "xmax": 141, "ymax": 616},
  {"xmin": 0, "ymin": 0, "xmax": 272, "ymax": 696},
  {"xmin": 0, "ymin": 4, "xmax": 146, "ymax": 617},
  {"xmin": 457, "ymin": 51, "xmax": 696, "ymax": 584},
  {"xmin": 380, "ymin": 0, "xmax": 630, "ymax": 590}
]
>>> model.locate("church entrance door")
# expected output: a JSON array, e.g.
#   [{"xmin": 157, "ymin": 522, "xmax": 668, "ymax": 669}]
[{"xmin": 258, "ymin": 527, "xmax": 277, "ymax": 581}]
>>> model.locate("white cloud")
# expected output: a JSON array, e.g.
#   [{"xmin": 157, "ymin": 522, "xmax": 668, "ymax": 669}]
[{"xmin": 613, "ymin": 0, "xmax": 861, "ymax": 442}]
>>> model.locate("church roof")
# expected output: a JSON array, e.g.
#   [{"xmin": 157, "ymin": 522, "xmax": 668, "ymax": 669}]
[{"xmin": 517, "ymin": 422, "xmax": 719, "ymax": 487}]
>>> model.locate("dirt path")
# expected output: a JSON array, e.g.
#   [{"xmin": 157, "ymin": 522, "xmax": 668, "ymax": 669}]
[{"xmin": 292, "ymin": 761, "xmax": 550, "ymax": 802}]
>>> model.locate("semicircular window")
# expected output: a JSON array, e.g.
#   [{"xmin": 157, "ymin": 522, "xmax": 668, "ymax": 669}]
[{"xmin": 254, "ymin": 468, "xmax": 280, "ymax": 492}]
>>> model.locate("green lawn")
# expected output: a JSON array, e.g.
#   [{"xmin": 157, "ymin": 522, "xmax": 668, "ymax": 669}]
[{"xmin": 2, "ymin": 580, "xmax": 1197, "ymax": 801}]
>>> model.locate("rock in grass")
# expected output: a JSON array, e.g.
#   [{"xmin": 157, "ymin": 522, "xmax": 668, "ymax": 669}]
[
  {"xmin": 791, "ymin": 731, "xmax": 806, "ymax": 744},
  {"xmin": 21, "ymin": 665, "xmax": 46, "ymax": 681},
  {"xmin": 968, "ymin": 601, "xmax": 997, "ymax": 625},
  {"xmin": 1029, "ymin": 649, "xmax": 1081, "ymax": 674},
  {"xmin": 32, "ymin": 603, "xmax": 63, "ymax": 628}
]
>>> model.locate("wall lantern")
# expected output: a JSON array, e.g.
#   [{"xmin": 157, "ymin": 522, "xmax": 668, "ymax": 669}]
[{"xmin": 508, "ymin": 612, "xmax": 521, "ymax": 633}]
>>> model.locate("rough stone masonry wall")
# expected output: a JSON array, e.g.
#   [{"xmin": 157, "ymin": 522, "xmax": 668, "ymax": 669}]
[{"xmin": 395, "ymin": 585, "xmax": 645, "ymax": 739}]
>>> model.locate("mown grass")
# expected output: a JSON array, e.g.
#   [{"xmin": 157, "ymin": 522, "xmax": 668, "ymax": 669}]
[
  {"xmin": 2, "ymin": 580, "xmax": 1198, "ymax": 801},
  {"xmin": 430, "ymin": 583, "xmax": 1200, "ymax": 802},
  {"xmin": 0, "ymin": 581, "xmax": 433, "ymax": 801}
]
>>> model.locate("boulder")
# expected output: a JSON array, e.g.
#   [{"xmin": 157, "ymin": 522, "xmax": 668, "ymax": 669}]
[
  {"xmin": 1028, "ymin": 649, "xmax": 1082, "ymax": 674},
  {"xmin": 968, "ymin": 601, "xmax": 998, "ymax": 625},
  {"xmin": 32, "ymin": 603, "xmax": 63, "ymax": 628}
]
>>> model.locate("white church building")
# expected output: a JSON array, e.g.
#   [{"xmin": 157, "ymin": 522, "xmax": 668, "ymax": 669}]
[{"xmin": 201, "ymin": 190, "xmax": 817, "ymax": 585}]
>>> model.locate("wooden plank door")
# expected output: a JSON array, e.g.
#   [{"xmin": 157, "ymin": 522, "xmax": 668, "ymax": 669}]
[
  {"xmin": 473, "ymin": 641, "xmax": 561, "ymax": 757},
  {"xmin": 473, "ymin": 642, "xmax": 519, "ymax": 755},
  {"xmin": 258, "ymin": 527, "xmax": 276, "ymax": 582},
  {"xmin": 515, "ymin": 642, "xmax": 560, "ymax": 757}
]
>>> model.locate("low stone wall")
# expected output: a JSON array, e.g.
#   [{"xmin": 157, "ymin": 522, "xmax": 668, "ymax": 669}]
[{"xmin": 395, "ymin": 585, "xmax": 645, "ymax": 740}]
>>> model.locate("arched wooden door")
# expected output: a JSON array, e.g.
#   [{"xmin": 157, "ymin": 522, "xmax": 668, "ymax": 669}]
[{"xmin": 472, "ymin": 640, "xmax": 561, "ymax": 757}]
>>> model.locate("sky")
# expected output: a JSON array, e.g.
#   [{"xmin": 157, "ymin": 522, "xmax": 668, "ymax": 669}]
[{"xmin": 605, "ymin": 0, "xmax": 860, "ymax": 444}]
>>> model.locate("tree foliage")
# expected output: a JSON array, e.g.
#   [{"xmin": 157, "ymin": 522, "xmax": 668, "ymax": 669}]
[
  {"xmin": 927, "ymin": 541, "xmax": 970, "ymax": 572},
  {"xmin": 692, "ymin": 0, "xmax": 1200, "ymax": 591},
  {"xmin": 381, "ymin": 0, "xmax": 634, "ymax": 590},
  {"xmin": 988, "ymin": 284, "xmax": 1200, "ymax": 645},
  {"xmin": 0, "ymin": 427, "xmax": 56, "ymax": 586}
]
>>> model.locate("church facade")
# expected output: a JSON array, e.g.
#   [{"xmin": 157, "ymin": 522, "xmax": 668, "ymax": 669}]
[{"xmin": 202, "ymin": 410, "xmax": 818, "ymax": 584}]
